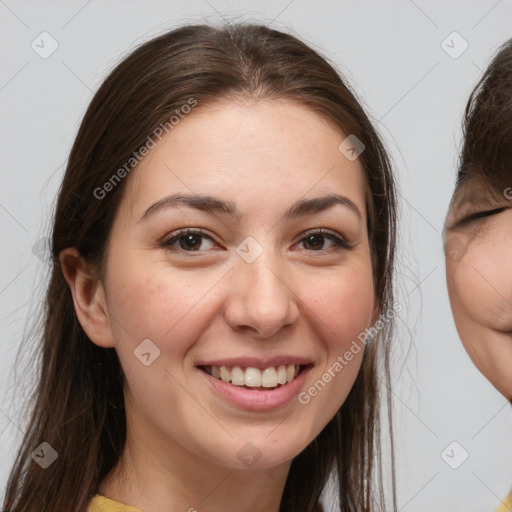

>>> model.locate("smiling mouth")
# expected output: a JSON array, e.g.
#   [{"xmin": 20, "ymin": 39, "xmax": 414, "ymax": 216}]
[{"xmin": 198, "ymin": 364, "xmax": 311, "ymax": 390}]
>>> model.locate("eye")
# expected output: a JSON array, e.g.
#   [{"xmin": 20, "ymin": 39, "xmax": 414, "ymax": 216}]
[
  {"xmin": 294, "ymin": 229, "xmax": 351, "ymax": 252},
  {"xmin": 160, "ymin": 228, "xmax": 351, "ymax": 254},
  {"xmin": 458, "ymin": 207, "xmax": 506, "ymax": 226},
  {"xmin": 161, "ymin": 228, "xmax": 217, "ymax": 252}
]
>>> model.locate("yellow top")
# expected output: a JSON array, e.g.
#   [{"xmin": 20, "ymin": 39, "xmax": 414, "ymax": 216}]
[
  {"xmin": 89, "ymin": 491, "xmax": 511, "ymax": 512},
  {"xmin": 495, "ymin": 491, "xmax": 512, "ymax": 512},
  {"xmin": 88, "ymin": 494, "xmax": 142, "ymax": 512}
]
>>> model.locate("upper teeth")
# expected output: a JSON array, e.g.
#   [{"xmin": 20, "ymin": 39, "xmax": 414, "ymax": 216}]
[{"xmin": 208, "ymin": 364, "xmax": 300, "ymax": 388}]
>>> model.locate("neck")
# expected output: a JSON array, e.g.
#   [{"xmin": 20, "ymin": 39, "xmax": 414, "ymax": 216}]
[{"xmin": 99, "ymin": 402, "xmax": 291, "ymax": 512}]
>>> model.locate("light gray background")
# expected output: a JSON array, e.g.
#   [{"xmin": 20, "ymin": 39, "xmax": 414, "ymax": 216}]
[{"xmin": 1, "ymin": 1, "xmax": 511, "ymax": 511}]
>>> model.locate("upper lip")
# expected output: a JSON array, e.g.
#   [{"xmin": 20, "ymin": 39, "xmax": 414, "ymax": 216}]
[{"xmin": 195, "ymin": 355, "xmax": 314, "ymax": 369}]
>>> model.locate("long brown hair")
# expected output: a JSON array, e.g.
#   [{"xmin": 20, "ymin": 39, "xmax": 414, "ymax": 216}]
[{"xmin": 3, "ymin": 22, "xmax": 398, "ymax": 511}]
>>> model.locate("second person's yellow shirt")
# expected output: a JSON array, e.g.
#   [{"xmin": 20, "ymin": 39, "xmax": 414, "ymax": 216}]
[
  {"xmin": 88, "ymin": 494, "xmax": 142, "ymax": 512},
  {"xmin": 494, "ymin": 491, "xmax": 512, "ymax": 512}
]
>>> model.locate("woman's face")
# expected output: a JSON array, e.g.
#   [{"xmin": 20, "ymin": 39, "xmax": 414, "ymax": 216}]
[
  {"xmin": 93, "ymin": 98, "xmax": 377, "ymax": 470},
  {"xmin": 445, "ymin": 180, "xmax": 512, "ymax": 400}
]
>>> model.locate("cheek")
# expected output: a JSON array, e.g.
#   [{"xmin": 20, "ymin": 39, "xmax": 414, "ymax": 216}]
[
  {"xmin": 107, "ymin": 270, "xmax": 218, "ymax": 348},
  {"xmin": 103, "ymin": 260, "xmax": 225, "ymax": 427},
  {"xmin": 299, "ymin": 265, "xmax": 375, "ymax": 380},
  {"xmin": 309, "ymin": 270, "xmax": 375, "ymax": 341},
  {"xmin": 449, "ymin": 239, "xmax": 512, "ymax": 331}
]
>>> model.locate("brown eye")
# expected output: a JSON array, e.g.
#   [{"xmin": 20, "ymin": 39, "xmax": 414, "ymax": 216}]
[
  {"xmin": 161, "ymin": 229, "xmax": 217, "ymax": 252},
  {"xmin": 295, "ymin": 229, "xmax": 351, "ymax": 251}
]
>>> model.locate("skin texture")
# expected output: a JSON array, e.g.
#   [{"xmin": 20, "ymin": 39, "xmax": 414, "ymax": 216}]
[
  {"xmin": 445, "ymin": 180, "xmax": 512, "ymax": 400},
  {"xmin": 60, "ymin": 98, "xmax": 377, "ymax": 512}
]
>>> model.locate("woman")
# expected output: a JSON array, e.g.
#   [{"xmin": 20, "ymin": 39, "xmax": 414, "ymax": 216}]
[
  {"xmin": 444, "ymin": 39, "xmax": 512, "ymax": 512},
  {"xmin": 3, "ymin": 22, "xmax": 398, "ymax": 512}
]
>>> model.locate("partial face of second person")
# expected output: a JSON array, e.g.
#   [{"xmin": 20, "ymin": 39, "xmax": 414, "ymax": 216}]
[
  {"xmin": 66, "ymin": 98, "xmax": 377, "ymax": 476},
  {"xmin": 445, "ymin": 180, "xmax": 512, "ymax": 400}
]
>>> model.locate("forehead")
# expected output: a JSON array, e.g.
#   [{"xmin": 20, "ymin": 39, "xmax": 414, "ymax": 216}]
[
  {"xmin": 124, "ymin": 97, "xmax": 369, "ymax": 217},
  {"xmin": 450, "ymin": 176, "xmax": 507, "ymax": 213}
]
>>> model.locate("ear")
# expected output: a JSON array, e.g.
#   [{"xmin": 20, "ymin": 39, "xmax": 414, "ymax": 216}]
[{"xmin": 59, "ymin": 247, "xmax": 115, "ymax": 348}]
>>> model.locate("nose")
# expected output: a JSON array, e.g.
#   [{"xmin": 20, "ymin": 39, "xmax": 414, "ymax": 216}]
[{"xmin": 223, "ymin": 248, "xmax": 300, "ymax": 339}]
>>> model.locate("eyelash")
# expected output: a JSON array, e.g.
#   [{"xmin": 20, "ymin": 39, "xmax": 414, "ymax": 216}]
[
  {"xmin": 160, "ymin": 228, "xmax": 351, "ymax": 253},
  {"xmin": 460, "ymin": 207, "xmax": 505, "ymax": 225}
]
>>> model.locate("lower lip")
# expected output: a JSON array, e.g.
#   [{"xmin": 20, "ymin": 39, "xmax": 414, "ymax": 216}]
[{"xmin": 198, "ymin": 366, "xmax": 312, "ymax": 411}]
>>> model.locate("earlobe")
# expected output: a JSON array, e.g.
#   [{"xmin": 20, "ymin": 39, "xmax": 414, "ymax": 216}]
[{"xmin": 59, "ymin": 247, "xmax": 115, "ymax": 348}]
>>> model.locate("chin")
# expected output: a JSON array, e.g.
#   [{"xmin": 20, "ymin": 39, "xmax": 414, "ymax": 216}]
[
  {"xmin": 494, "ymin": 382, "xmax": 512, "ymax": 403},
  {"xmin": 211, "ymin": 434, "xmax": 309, "ymax": 471}
]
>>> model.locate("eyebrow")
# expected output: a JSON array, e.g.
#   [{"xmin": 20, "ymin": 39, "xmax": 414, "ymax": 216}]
[{"xmin": 138, "ymin": 193, "xmax": 362, "ymax": 223}]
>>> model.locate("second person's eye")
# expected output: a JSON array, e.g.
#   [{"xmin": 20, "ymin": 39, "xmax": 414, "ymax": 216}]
[{"xmin": 460, "ymin": 207, "xmax": 506, "ymax": 225}]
